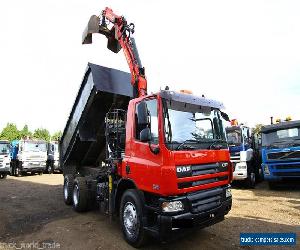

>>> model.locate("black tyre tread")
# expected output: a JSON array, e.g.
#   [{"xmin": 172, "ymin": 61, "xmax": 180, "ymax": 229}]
[
  {"xmin": 120, "ymin": 189, "xmax": 147, "ymax": 248},
  {"xmin": 73, "ymin": 177, "xmax": 88, "ymax": 212},
  {"xmin": 245, "ymin": 164, "xmax": 256, "ymax": 189},
  {"xmin": 64, "ymin": 175, "xmax": 74, "ymax": 205}
]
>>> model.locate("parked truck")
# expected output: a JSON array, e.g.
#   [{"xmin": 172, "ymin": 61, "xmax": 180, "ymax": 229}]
[
  {"xmin": 10, "ymin": 139, "xmax": 48, "ymax": 176},
  {"xmin": 0, "ymin": 140, "xmax": 11, "ymax": 179},
  {"xmin": 60, "ymin": 7, "xmax": 233, "ymax": 247},
  {"xmin": 46, "ymin": 141, "xmax": 61, "ymax": 173},
  {"xmin": 261, "ymin": 119, "xmax": 300, "ymax": 189},
  {"xmin": 226, "ymin": 120, "xmax": 261, "ymax": 188}
]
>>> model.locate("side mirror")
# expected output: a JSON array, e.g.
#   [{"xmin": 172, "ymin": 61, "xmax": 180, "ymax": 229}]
[
  {"xmin": 137, "ymin": 101, "xmax": 149, "ymax": 126},
  {"xmin": 140, "ymin": 128, "xmax": 151, "ymax": 142},
  {"xmin": 221, "ymin": 111, "xmax": 230, "ymax": 122}
]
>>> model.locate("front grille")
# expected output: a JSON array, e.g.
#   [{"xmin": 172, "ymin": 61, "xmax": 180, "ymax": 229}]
[
  {"xmin": 178, "ymin": 176, "xmax": 228, "ymax": 189},
  {"xmin": 268, "ymin": 151, "xmax": 300, "ymax": 160},
  {"xmin": 177, "ymin": 162, "xmax": 229, "ymax": 189},
  {"xmin": 191, "ymin": 163, "xmax": 228, "ymax": 176},
  {"xmin": 187, "ymin": 187, "xmax": 225, "ymax": 213},
  {"xmin": 274, "ymin": 164, "xmax": 300, "ymax": 170},
  {"xmin": 230, "ymin": 152, "xmax": 240, "ymax": 162}
]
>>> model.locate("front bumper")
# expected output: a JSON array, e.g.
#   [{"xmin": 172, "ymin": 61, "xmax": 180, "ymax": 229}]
[
  {"xmin": 157, "ymin": 198, "xmax": 232, "ymax": 239},
  {"xmin": 22, "ymin": 161, "xmax": 46, "ymax": 171},
  {"xmin": 232, "ymin": 161, "xmax": 247, "ymax": 180},
  {"xmin": 145, "ymin": 185, "xmax": 232, "ymax": 240},
  {"xmin": 0, "ymin": 164, "xmax": 10, "ymax": 174},
  {"xmin": 262, "ymin": 163, "xmax": 300, "ymax": 181}
]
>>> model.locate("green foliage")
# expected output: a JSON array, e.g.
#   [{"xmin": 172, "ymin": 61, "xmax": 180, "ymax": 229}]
[
  {"xmin": 51, "ymin": 131, "xmax": 62, "ymax": 141},
  {"xmin": 33, "ymin": 128, "xmax": 51, "ymax": 141},
  {"xmin": 253, "ymin": 124, "xmax": 263, "ymax": 135},
  {"xmin": 19, "ymin": 125, "xmax": 32, "ymax": 139},
  {"xmin": 0, "ymin": 124, "xmax": 61, "ymax": 142},
  {"xmin": 0, "ymin": 123, "xmax": 20, "ymax": 141}
]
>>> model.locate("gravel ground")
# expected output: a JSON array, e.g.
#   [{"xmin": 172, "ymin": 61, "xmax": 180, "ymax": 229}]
[{"xmin": 0, "ymin": 174, "xmax": 299, "ymax": 250}]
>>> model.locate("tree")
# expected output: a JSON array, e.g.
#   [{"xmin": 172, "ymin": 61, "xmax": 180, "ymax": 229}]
[
  {"xmin": 51, "ymin": 131, "xmax": 62, "ymax": 141},
  {"xmin": 19, "ymin": 125, "xmax": 32, "ymax": 139},
  {"xmin": 253, "ymin": 124, "xmax": 263, "ymax": 135},
  {"xmin": 33, "ymin": 128, "xmax": 51, "ymax": 141},
  {"xmin": 0, "ymin": 123, "xmax": 20, "ymax": 141}
]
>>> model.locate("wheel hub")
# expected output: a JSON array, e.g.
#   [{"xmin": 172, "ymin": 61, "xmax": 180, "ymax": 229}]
[
  {"xmin": 64, "ymin": 182, "xmax": 69, "ymax": 200},
  {"xmin": 251, "ymin": 172, "xmax": 255, "ymax": 183},
  {"xmin": 73, "ymin": 185, "xmax": 79, "ymax": 206},
  {"xmin": 123, "ymin": 202, "xmax": 137, "ymax": 236}
]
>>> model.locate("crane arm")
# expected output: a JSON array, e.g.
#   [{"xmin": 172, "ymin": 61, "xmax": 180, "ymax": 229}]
[{"xmin": 82, "ymin": 7, "xmax": 147, "ymax": 97}]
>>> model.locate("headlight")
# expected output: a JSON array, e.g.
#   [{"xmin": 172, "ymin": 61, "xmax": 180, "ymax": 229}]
[
  {"xmin": 3, "ymin": 157, "xmax": 10, "ymax": 164},
  {"xmin": 162, "ymin": 201, "xmax": 184, "ymax": 212},
  {"xmin": 226, "ymin": 188, "xmax": 232, "ymax": 198},
  {"xmin": 263, "ymin": 165, "xmax": 270, "ymax": 175}
]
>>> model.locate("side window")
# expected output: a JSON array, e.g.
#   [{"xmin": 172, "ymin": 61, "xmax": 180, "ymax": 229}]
[{"xmin": 135, "ymin": 99, "xmax": 159, "ymax": 144}]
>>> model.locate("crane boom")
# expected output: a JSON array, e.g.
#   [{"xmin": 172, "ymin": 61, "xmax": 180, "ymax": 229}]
[{"xmin": 82, "ymin": 7, "xmax": 147, "ymax": 97}]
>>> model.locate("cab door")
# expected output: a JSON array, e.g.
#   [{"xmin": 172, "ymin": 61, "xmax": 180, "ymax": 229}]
[{"xmin": 125, "ymin": 97, "xmax": 163, "ymax": 193}]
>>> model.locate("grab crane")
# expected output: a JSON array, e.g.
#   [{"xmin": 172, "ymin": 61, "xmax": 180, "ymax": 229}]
[{"xmin": 82, "ymin": 7, "xmax": 147, "ymax": 97}]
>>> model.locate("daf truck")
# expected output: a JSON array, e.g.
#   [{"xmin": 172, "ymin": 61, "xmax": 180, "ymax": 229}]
[{"xmin": 60, "ymin": 7, "xmax": 233, "ymax": 247}]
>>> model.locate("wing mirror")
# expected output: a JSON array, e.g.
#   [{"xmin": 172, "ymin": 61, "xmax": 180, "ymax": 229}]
[
  {"xmin": 140, "ymin": 128, "xmax": 151, "ymax": 142},
  {"xmin": 137, "ymin": 101, "xmax": 149, "ymax": 126}
]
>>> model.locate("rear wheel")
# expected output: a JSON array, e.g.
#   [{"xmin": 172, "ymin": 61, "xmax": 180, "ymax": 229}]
[
  {"xmin": 120, "ymin": 189, "xmax": 147, "ymax": 248},
  {"xmin": 72, "ymin": 177, "xmax": 88, "ymax": 212},
  {"xmin": 63, "ymin": 175, "xmax": 74, "ymax": 205}
]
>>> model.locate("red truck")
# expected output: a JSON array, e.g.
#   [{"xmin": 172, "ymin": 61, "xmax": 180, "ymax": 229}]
[{"xmin": 61, "ymin": 7, "xmax": 232, "ymax": 247}]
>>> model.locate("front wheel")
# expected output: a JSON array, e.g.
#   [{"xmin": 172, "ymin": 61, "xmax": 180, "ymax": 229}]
[
  {"xmin": 46, "ymin": 163, "xmax": 53, "ymax": 174},
  {"xmin": 120, "ymin": 189, "xmax": 147, "ymax": 248}
]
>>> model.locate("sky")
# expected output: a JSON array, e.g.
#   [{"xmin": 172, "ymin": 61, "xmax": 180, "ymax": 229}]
[{"xmin": 0, "ymin": 0, "xmax": 299, "ymax": 134}]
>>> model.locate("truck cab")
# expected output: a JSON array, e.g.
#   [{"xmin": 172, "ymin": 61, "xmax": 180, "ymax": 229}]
[
  {"xmin": 11, "ymin": 139, "xmax": 48, "ymax": 176},
  {"xmin": 0, "ymin": 140, "xmax": 11, "ymax": 179},
  {"xmin": 46, "ymin": 141, "xmax": 60, "ymax": 173},
  {"xmin": 226, "ymin": 123, "xmax": 257, "ymax": 188},
  {"xmin": 261, "ymin": 120, "xmax": 300, "ymax": 189}
]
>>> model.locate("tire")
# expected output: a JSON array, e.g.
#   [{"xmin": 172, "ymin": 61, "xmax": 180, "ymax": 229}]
[
  {"xmin": 15, "ymin": 167, "xmax": 22, "ymax": 177},
  {"xmin": 120, "ymin": 189, "xmax": 147, "ymax": 248},
  {"xmin": 0, "ymin": 174, "xmax": 7, "ymax": 179},
  {"xmin": 245, "ymin": 164, "xmax": 256, "ymax": 189},
  {"xmin": 64, "ymin": 175, "xmax": 74, "ymax": 205},
  {"xmin": 46, "ymin": 163, "xmax": 53, "ymax": 174},
  {"xmin": 72, "ymin": 177, "xmax": 88, "ymax": 212}
]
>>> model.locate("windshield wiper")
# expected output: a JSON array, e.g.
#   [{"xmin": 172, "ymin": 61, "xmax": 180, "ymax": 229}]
[
  {"xmin": 208, "ymin": 139, "xmax": 227, "ymax": 150},
  {"xmin": 176, "ymin": 139, "xmax": 199, "ymax": 150}
]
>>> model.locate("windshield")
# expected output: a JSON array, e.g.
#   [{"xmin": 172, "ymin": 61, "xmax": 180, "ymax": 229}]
[
  {"xmin": 24, "ymin": 142, "xmax": 47, "ymax": 152},
  {"xmin": 162, "ymin": 98, "xmax": 227, "ymax": 150},
  {"xmin": 0, "ymin": 143, "xmax": 10, "ymax": 155},
  {"xmin": 262, "ymin": 127, "xmax": 300, "ymax": 147},
  {"xmin": 226, "ymin": 129, "xmax": 242, "ymax": 145}
]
